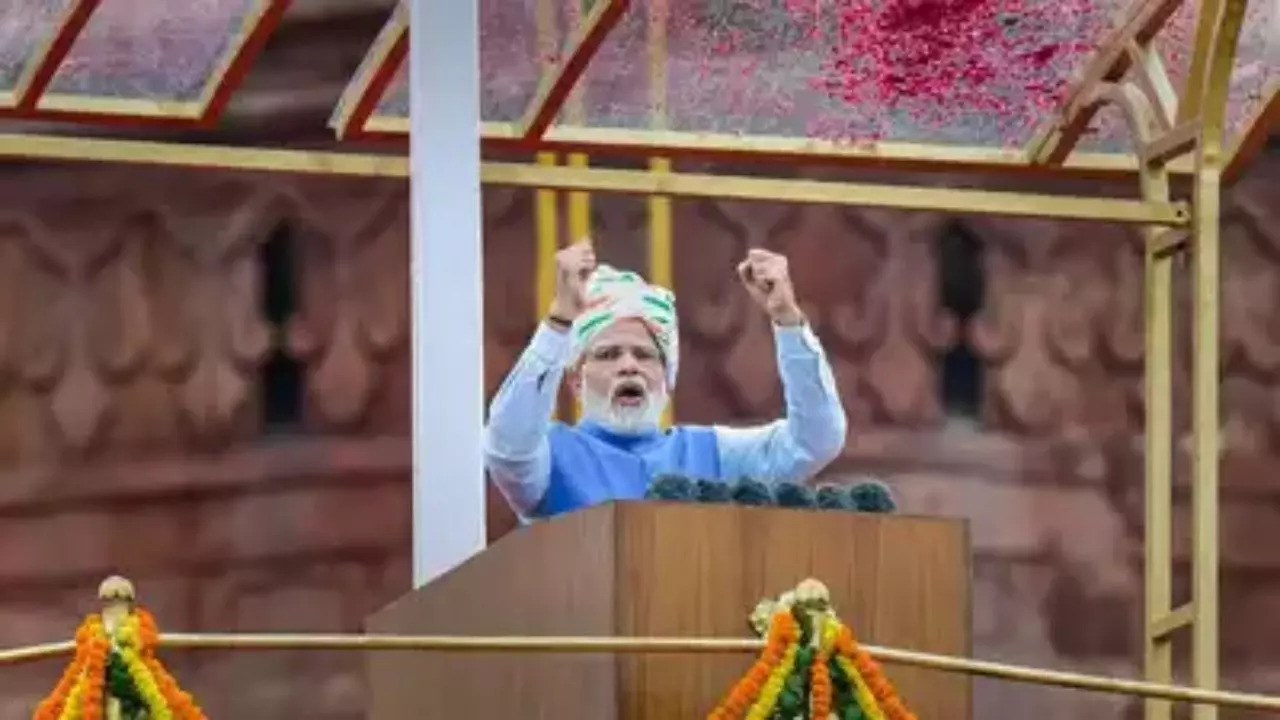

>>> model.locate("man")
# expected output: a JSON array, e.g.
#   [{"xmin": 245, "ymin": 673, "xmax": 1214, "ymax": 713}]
[{"xmin": 484, "ymin": 241, "xmax": 847, "ymax": 521}]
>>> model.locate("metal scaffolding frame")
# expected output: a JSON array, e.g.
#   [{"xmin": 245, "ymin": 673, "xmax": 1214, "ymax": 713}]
[{"xmin": 0, "ymin": 0, "xmax": 1275, "ymax": 716}]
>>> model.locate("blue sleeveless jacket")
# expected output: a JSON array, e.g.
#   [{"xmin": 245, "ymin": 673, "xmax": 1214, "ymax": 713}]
[{"xmin": 533, "ymin": 420, "xmax": 721, "ymax": 518}]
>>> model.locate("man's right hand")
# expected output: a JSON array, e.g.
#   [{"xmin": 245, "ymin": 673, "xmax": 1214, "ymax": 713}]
[{"xmin": 548, "ymin": 240, "xmax": 596, "ymax": 325}]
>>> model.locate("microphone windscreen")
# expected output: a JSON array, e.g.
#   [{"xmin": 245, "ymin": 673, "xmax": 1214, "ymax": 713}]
[
  {"xmin": 849, "ymin": 479, "xmax": 897, "ymax": 513},
  {"xmin": 731, "ymin": 478, "xmax": 775, "ymax": 506},
  {"xmin": 696, "ymin": 478, "xmax": 734, "ymax": 503},
  {"xmin": 815, "ymin": 483, "xmax": 854, "ymax": 510},
  {"xmin": 775, "ymin": 481, "xmax": 816, "ymax": 508},
  {"xmin": 645, "ymin": 474, "xmax": 696, "ymax": 501}
]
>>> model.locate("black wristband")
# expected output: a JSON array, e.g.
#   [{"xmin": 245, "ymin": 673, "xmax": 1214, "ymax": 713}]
[{"xmin": 546, "ymin": 314, "xmax": 573, "ymax": 329}]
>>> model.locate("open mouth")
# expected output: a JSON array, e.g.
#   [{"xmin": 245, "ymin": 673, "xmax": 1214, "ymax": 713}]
[{"xmin": 612, "ymin": 381, "xmax": 647, "ymax": 407}]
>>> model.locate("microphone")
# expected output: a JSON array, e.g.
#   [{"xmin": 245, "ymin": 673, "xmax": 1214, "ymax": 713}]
[
  {"xmin": 774, "ymin": 481, "xmax": 817, "ymax": 508},
  {"xmin": 644, "ymin": 476, "xmax": 897, "ymax": 514},
  {"xmin": 848, "ymin": 479, "xmax": 897, "ymax": 513},
  {"xmin": 644, "ymin": 474, "xmax": 696, "ymax": 501}
]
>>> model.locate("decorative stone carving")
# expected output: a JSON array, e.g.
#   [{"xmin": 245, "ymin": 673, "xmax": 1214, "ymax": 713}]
[
  {"xmin": 285, "ymin": 184, "xmax": 410, "ymax": 430},
  {"xmin": 479, "ymin": 184, "xmax": 540, "ymax": 539},
  {"xmin": 481, "ymin": 184, "xmax": 539, "ymax": 385},
  {"xmin": 964, "ymin": 217, "xmax": 1084, "ymax": 434},
  {"xmin": 675, "ymin": 193, "xmax": 953, "ymax": 428},
  {"xmin": 842, "ymin": 210, "xmax": 953, "ymax": 426},
  {"xmin": 0, "ymin": 210, "xmax": 154, "ymax": 454},
  {"xmin": 147, "ymin": 186, "xmax": 275, "ymax": 447}
]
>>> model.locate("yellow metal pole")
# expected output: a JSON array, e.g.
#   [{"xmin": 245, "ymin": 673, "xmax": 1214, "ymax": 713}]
[
  {"xmin": 535, "ymin": 0, "xmax": 567, "ymax": 421},
  {"xmin": 647, "ymin": 160, "xmax": 673, "ymax": 289},
  {"xmin": 648, "ymin": 156, "xmax": 673, "ymax": 428},
  {"xmin": 565, "ymin": 0, "xmax": 593, "ymax": 242},
  {"xmin": 648, "ymin": 0, "xmax": 673, "ymax": 427},
  {"xmin": 1088, "ymin": 50, "xmax": 1189, "ymax": 720},
  {"xmin": 535, "ymin": 0, "xmax": 562, "ymax": 322},
  {"xmin": 1185, "ymin": 0, "xmax": 1246, "ymax": 717},
  {"xmin": 1141, "ymin": 121, "xmax": 1176, "ymax": 720},
  {"xmin": 561, "ymin": 0, "xmax": 591, "ymax": 423},
  {"xmin": 536, "ymin": 151, "xmax": 562, "ymax": 319},
  {"xmin": 1092, "ymin": 76, "xmax": 1188, "ymax": 720},
  {"xmin": 1189, "ymin": 144, "xmax": 1222, "ymax": 720},
  {"xmin": 1177, "ymin": 0, "xmax": 1225, "ymax": 123},
  {"xmin": 568, "ymin": 152, "xmax": 592, "ymax": 239}
]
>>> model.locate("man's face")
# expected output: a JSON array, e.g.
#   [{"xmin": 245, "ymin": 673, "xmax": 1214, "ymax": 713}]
[{"xmin": 577, "ymin": 318, "xmax": 668, "ymax": 434}]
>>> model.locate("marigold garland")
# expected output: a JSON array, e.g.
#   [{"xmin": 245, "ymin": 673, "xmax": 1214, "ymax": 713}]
[
  {"xmin": 809, "ymin": 617, "xmax": 836, "ymax": 718},
  {"xmin": 33, "ymin": 605, "xmax": 207, "ymax": 720},
  {"xmin": 745, "ymin": 641, "xmax": 799, "ymax": 720},
  {"xmin": 838, "ymin": 624, "xmax": 917, "ymax": 720},
  {"xmin": 59, "ymin": 681, "xmax": 84, "ymax": 720},
  {"xmin": 31, "ymin": 631, "xmax": 86, "ymax": 720},
  {"xmin": 77, "ymin": 617, "xmax": 108, "ymax": 720},
  {"xmin": 709, "ymin": 579, "xmax": 917, "ymax": 720},
  {"xmin": 709, "ymin": 610, "xmax": 798, "ymax": 719}
]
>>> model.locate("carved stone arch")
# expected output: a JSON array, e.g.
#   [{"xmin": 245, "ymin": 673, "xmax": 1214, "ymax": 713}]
[
  {"xmin": 227, "ymin": 188, "xmax": 318, "ymax": 257},
  {"xmin": 922, "ymin": 218, "xmax": 986, "ymax": 423},
  {"xmin": 243, "ymin": 193, "xmax": 316, "ymax": 435},
  {"xmin": 934, "ymin": 219, "xmax": 986, "ymax": 321}
]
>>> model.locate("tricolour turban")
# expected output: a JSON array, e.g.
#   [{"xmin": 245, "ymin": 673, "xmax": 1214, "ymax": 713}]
[{"xmin": 569, "ymin": 264, "xmax": 679, "ymax": 387}]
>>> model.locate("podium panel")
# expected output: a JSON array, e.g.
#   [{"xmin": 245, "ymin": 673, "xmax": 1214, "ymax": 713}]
[{"xmin": 367, "ymin": 502, "xmax": 970, "ymax": 719}]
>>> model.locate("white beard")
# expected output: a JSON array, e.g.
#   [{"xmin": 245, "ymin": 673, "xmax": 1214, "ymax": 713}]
[{"xmin": 580, "ymin": 380, "xmax": 667, "ymax": 436}]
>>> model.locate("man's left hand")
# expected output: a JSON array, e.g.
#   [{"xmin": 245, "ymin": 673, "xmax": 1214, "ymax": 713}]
[{"xmin": 737, "ymin": 249, "xmax": 805, "ymax": 326}]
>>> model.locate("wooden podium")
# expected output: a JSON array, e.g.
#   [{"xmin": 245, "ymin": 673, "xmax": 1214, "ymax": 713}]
[{"xmin": 366, "ymin": 501, "xmax": 971, "ymax": 719}]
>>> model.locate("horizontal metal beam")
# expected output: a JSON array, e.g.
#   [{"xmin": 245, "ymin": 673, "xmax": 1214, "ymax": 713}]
[
  {"xmin": 355, "ymin": 118, "xmax": 1204, "ymax": 180},
  {"xmin": 483, "ymin": 162, "xmax": 1189, "ymax": 225},
  {"xmin": 5, "ymin": 629, "xmax": 1280, "ymax": 712},
  {"xmin": 0, "ymin": 132, "xmax": 408, "ymax": 176},
  {"xmin": 0, "ymin": 132, "xmax": 1188, "ymax": 225}
]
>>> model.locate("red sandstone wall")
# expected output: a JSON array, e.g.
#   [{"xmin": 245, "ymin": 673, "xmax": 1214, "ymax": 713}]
[{"xmin": 0, "ymin": 153, "xmax": 1278, "ymax": 718}]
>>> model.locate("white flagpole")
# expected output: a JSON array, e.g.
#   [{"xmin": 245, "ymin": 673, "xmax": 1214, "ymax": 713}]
[{"xmin": 408, "ymin": 0, "xmax": 486, "ymax": 587}]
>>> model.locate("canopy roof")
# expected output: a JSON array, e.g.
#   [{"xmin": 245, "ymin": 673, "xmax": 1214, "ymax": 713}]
[{"xmin": 0, "ymin": 0, "xmax": 1275, "ymax": 177}]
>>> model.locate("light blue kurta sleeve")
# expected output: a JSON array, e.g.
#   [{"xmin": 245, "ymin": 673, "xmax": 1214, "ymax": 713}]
[
  {"xmin": 483, "ymin": 322, "xmax": 568, "ymax": 517},
  {"xmin": 713, "ymin": 323, "xmax": 848, "ymax": 484}
]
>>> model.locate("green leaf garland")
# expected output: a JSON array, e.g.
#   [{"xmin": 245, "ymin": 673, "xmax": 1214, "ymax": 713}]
[{"xmin": 105, "ymin": 649, "xmax": 147, "ymax": 718}]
